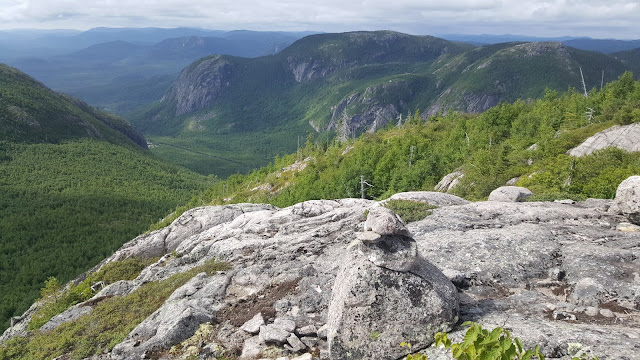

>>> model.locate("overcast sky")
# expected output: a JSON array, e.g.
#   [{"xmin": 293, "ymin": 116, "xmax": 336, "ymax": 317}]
[{"xmin": 0, "ymin": 0, "xmax": 638, "ymax": 39}]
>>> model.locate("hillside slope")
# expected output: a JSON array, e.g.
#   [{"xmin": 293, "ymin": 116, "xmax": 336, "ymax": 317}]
[
  {"xmin": 0, "ymin": 63, "xmax": 146, "ymax": 147},
  {"xmin": 171, "ymin": 71, "xmax": 640, "ymax": 213},
  {"xmin": 134, "ymin": 31, "xmax": 632, "ymax": 176},
  {"xmin": 0, "ymin": 64, "xmax": 212, "ymax": 332}
]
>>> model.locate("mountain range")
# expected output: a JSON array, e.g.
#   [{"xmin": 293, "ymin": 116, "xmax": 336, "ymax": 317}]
[{"xmin": 131, "ymin": 31, "xmax": 638, "ymax": 176}]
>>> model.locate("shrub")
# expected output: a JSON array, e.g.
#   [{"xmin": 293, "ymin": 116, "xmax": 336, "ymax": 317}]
[{"xmin": 383, "ymin": 200, "xmax": 436, "ymax": 223}]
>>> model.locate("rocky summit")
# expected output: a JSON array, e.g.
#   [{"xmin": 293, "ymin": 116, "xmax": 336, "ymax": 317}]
[{"xmin": 3, "ymin": 186, "xmax": 640, "ymax": 359}]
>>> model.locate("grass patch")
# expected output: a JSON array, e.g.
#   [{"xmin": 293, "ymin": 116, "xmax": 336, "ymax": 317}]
[
  {"xmin": 383, "ymin": 200, "xmax": 437, "ymax": 223},
  {"xmin": 0, "ymin": 259, "xmax": 230, "ymax": 360},
  {"xmin": 28, "ymin": 257, "xmax": 159, "ymax": 331}
]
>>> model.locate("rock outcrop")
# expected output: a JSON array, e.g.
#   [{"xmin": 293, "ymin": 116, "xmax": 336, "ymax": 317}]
[
  {"xmin": 162, "ymin": 55, "xmax": 235, "ymax": 116},
  {"xmin": 488, "ymin": 186, "xmax": 533, "ymax": 202},
  {"xmin": 4, "ymin": 189, "xmax": 640, "ymax": 359},
  {"xmin": 567, "ymin": 123, "xmax": 640, "ymax": 157},
  {"xmin": 435, "ymin": 171, "xmax": 464, "ymax": 193},
  {"xmin": 382, "ymin": 191, "xmax": 469, "ymax": 206},
  {"xmin": 615, "ymin": 175, "xmax": 640, "ymax": 225}
]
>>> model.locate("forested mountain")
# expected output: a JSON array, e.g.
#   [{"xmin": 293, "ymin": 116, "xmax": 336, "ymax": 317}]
[
  {"xmin": 133, "ymin": 31, "xmax": 632, "ymax": 177},
  {"xmin": 3, "ymin": 29, "xmax": 310, "ymax": 116},
  {"xmin": 0, "ymin": 64, "xmax": 212, "ymax": 332},
  {"xmin": 161, "ymin": 72, "xmax": 640, "ymax": 222},
  {"xmin": 0, "ymin": 64, "xmax": 145, "ymax": 147}
]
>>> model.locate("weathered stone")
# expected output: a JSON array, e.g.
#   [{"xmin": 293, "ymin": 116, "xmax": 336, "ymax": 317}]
[
  {"xmin": 567, "ymin": 123, "xmax": 640, "ymax": 157},
  {"xmin": 40, "ymin": 304, "xmax": 92, "ymax": 332},
  {"xmin": 296, "ymin": 325, "xmax": 317, "ymax": 337},
  {"xmin": 584, "ymin": 307, "xmax": 599, "ymax": 317},
  {"xmin": 287, "ymin": 333, "xmax": 307, "ymax": 352},
  {"xmin": 300, "ymin": 336, "xmax": 319, "ymax": 348},
  {"xmin": 381, "ymin": 191, "xmax": 469, "ymax": 206},
  {"xmin": 317, "ymin": 324, "xmax": 328, "ymax": 340},
  {"xmin": 241, "ymin": 336, "xmax": 266, "ymax": 359},
  {"xmin": 615, "ymin": 176, "xmax": 640, "ymax": 225},
  {"xmin": 488, "ymin": 186, "xmax": 533, "ymax": 202},
  {"xmin": 273, "ymin": 318, "xmax": 296, "ymax": 333},
  {"xmin": 435, "ymin": 171, "xmax": 464, "ymax": 193},
  {"xmin": 600, "ymin": 309, "xmax": 615, "ymax": 318},
  {"xmin": 241, "ymin": 313, "xmax": 265, "ymax": 334},
  {"xmin": 327, "ymin": 233, "xmax": 458, "ymax": 360},
  {"xmin": 363, "ymin": 207, "xmax": 410, "ymax": 236},
  {"xmin": 260, "ymin": 325, "xmax": 291, "ymax": 344},
  {"xmin": 616, "ymin": 222, "xmax": 640, "ymax": 232},
  {"xmin": 506, "ymin": 177, "xmax": 520, "ymax": 186}
]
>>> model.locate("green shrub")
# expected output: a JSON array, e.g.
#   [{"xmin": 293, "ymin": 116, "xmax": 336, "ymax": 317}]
[
  {"xmin": 28, "ymin": 257, "xmax": 158, "ymax": 331},
  {"xmin": 1, "ymin": 259, "xmax": 230, "ymax": 360},
  {"xmin": 383, "ymin": 200, "xmax": 436, "ymax": 223}
]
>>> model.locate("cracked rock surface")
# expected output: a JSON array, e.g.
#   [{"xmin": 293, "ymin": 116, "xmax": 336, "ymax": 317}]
[{"xmin": 3, "ymin": 191, "xmax": 639, "ymax": 359}]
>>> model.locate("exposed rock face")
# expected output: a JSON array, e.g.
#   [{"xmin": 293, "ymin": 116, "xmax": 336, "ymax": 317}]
[
  {"xmin": 435, "ymin": 171, "xmax": 464, "ymax": 193},
  {"xmin": 5, "ymin": 193, "xmax": 640, "ymax": 359},
  {"xmin": 162, "ymin": 55, "xmax": 234, "ymax": 116},
  {"xmin": 325, "ymin": 81, "xmax": 412, "ymax": 140},
  {"xmin": 382, "ymin": 191, "xmax": 469, "ymax": 206},
  {"xmin": 488, "ymin": 186, "xmax": 533, "ymax": 202},
  {"xmin": 615, "ymin": 175, "xmax": 640, "ymax": 225},
  {"xmin": 413, "ymin": 200, "xmax": 640, "ymax": 359},
  {"xmin": 567, "ymin": 123, "xmax": 640, "ymax": 157}
]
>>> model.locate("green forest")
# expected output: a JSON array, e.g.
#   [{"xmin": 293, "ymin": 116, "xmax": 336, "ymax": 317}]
[
  {"xmin": 157, "ymin": 71, "xmax": 640, "ymax": 227},
  {"xmin": 0, "ymin": 140, "xmax": 212, "ymax": 332}
]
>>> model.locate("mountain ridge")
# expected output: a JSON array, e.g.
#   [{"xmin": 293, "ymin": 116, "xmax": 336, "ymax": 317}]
[{"xmin": 135, "ymin": 31, "xmax": 632, "ymax": 176}]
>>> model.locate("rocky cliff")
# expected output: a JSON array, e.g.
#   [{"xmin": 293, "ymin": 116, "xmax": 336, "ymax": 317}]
[
  {"xmin": 3, "ymin": 184, "xmax": 640, "ymax": 359},
  {"xmin": 162, "ymin": 55, "xmax": 235, "ymax": 116}
]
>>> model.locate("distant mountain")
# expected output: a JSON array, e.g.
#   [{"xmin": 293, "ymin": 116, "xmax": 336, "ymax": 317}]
[
  {"xmin": 439, "ymin": 33, "xmax": 579, "ymax": 45},
  {"xmin": 612, "ymin": 47, "xmax": 640, "ymax": 74},
  {"xmin": 563, "ymin": 38, "xmax": 640, "ymax": 54},
  {"xmin": 4, "ymin": 30, "xmax": 311, "ymax": 116},
  {"xmin": 440, "ymin": 34, "xmax": 640, "ymax": 54},
  {"xmin": 0, "ymin": 63, "xmax": 145, "ymax": 147},
  {"xmin": 133, "ymin": 31, "xmax": 631, "ymax": 177}
]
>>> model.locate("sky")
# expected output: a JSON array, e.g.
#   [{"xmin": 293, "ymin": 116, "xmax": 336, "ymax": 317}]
[{"xmin": 0, "ymin": 0, "xmax": 638, "ymax": 39}]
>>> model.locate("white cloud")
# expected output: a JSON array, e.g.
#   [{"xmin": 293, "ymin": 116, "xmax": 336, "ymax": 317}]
[{"xmin": 0, "ymin": 0, "xmax": 638, "ymax": 38}]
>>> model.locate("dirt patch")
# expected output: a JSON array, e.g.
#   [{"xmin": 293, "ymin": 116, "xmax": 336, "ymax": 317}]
[{"xmin": 222, "ymin": 278, "xmax": 301, "ymax": 327}]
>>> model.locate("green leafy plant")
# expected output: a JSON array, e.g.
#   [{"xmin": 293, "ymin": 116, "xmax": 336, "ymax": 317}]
[{"xmin": 434, "ymin": 322, "xmax": 545, "ymax": 360}]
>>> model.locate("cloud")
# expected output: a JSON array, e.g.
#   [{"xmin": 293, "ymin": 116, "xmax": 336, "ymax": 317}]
[{"xmin": 0, "ymin": 0, "xmax": 638, "ymax": 38}]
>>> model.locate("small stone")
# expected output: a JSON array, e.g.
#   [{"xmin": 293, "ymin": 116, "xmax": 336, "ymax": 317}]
[
  {"xmin": 287, "ymin": 333, "xmax": 307, "ymax": 352},
  {"xmin": 585, "ymin": 307, "xmax": 599, "ymax": 317},
  {"xmin": 555, "ymin": 199, "xmax": 576, "ymax": 205},
  {"xmin": 364, "ymin": 207, "xmax": 410, "ymax": 236},
  {"xmin": 317, "ymin": 324, "xmax": 328, "ymax": 339},
  {"xmin": 600, "ymin": 309, "xmax": 615, "ymax": 318},
  {"xmin": 241, "ymin": 313, "xmax": 265, "ymax": 334},
  {"xmin": 297, "ymin": 325, "xmax": 317, "ymax": 336},
  {"xmin": 616, "ymin": 222, "xmax": 640, "ymax": 232},
  {"xmin": 273, "ymin": 318, "xmax": 296, "ymax": 333},
  {"xmin": 356, "ymin": 231, "xmax": 382, "ymax": 242},
  {"xmin": 291, "ymin": 354, "xmax": 313, "ymax": 360},
  {"xmin": 300, "ymin": 336, "xmax": 319, "ymax": 348},
  {"xmin": 240, "ymin": 336, "xmax": 265, "ymax": 359},
  {"xmin": 259, "ymin": 325, "xmax": 290, "ymax": 344}
]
